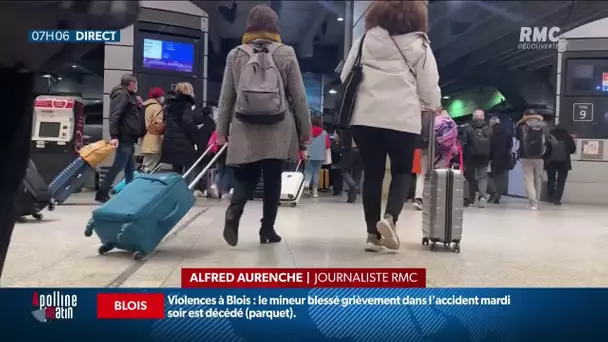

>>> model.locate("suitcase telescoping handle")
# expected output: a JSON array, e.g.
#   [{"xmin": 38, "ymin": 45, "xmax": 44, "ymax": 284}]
[
  {"xmin": 424, "ymin": 111, "xmax": 436, "ymax": 180},
  {"xmin": 183, "ymin": 143, "xmax": 217, "ymax": 179},
  {"xmin": 188, "ymin": 143, "xmax": 228, "ymax": 190}
]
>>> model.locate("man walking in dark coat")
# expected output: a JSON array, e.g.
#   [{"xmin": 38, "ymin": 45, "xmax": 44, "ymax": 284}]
[
  {"xmin": 95, "ymin": 74, "xmax": 143, "ymax": 203},
  {"xmin": 488, "ymin": 116, "xmax": 513, "ymax": 204}
]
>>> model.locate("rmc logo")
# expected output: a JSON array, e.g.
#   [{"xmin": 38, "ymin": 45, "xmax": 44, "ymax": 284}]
[{"xmin": 518, "ymin": 27, "xmax": 560, "ymax": 50}]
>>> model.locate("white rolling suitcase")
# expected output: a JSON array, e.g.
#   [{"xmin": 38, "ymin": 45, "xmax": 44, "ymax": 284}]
[{"xmin": 280, "ymin": 160, "xmax": 306, "ymax": 207}]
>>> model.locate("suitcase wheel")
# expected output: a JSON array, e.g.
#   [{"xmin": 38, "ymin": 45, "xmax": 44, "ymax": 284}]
[
  {"xmin": 290, "ymin": 202, "xmax": 297, "ymax": 207},
  {"xmin": 421, "ymin": 237, "xmax": 429, "ymax": 246},
  {"xmin": 452, "ymin": 244, "xmax": 461, "ymax": 253},
  {"xmin": 133, "ymin": 251, "xmax": 144, "ymax": 261},
  {"xmin": 98, "ymin": 244, "xmax": 115, "ymax": 255},
  {"xmin": 16, "ymin": 216, "xmax": 27, "ymax": 223},
  {"xmin": 48, "ymin": 202, "xmax": 56, "ymax": 211},
  {"xmin": 32, "ymin": 214, "xmax": 43, "ymax": 221},
  {"xmin": 84, "ymin": 222, "xmax": 94, "ymax": 237}
]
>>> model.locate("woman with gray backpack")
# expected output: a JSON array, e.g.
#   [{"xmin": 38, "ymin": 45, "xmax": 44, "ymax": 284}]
[{"xmin": 214, "ymin": 4, "xmax": 312, "ymax": 247}]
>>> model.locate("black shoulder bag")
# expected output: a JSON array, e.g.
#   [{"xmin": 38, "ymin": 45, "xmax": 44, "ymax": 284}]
[{"xmin": 335, "ymin": 34, "xmax": 366, "ymax": 129}]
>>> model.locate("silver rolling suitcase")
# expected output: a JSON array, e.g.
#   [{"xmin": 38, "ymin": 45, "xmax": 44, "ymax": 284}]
[{"xmin": 421, "ymin": 113, "xmax": 464, "ymax": 253}]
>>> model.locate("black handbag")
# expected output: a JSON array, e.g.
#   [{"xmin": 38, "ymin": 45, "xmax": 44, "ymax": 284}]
[{"xmin": 335, "ymin": 34, "xmax": 366, "ymax": 129}]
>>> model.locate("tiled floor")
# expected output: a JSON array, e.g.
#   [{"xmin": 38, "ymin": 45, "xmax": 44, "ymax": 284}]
[{"xmin": 3, "ymin": 192, "xmax": 607, "ymax": 288}]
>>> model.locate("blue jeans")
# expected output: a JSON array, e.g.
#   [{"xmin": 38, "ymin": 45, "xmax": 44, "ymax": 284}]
[
  {"xmin": 98, "ymin": 141, "xmax": 135, "ymax": 196},
  {"xmin": 214, "ymin": 163, "xmax": 234, "ymax": 193},
  {"xmin": 304, "ymin": 160, "xmax": 324, "ymax": 189}
]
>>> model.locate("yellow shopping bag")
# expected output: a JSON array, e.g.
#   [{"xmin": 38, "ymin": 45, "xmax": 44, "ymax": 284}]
[{"xmin": 79, "ymin": 140, "xmax": 115, "ymax": 167}]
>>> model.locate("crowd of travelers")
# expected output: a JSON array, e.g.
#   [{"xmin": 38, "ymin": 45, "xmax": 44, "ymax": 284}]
[{"xmin": 95, "ymin": 2, "xmax": 577, "ymax": 254}]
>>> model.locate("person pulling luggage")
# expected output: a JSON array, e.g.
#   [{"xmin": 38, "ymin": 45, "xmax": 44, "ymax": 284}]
[
  {"xmin": 215, "ymin": 5, "xmax": 312, "ymax": 247},
  {"xmin": 95, "ymin": 74, "xmax": 144, "ymax": 204}
]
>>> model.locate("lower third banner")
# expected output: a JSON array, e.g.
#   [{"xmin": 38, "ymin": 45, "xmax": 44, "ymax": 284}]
[{"xmin": 2, "ymin": 288, "xmax": 607, "ymax": 341}]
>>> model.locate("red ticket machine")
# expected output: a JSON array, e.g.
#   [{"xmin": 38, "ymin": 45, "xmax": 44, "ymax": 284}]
[{"xmin": 30, "ymin": 96, "xmax": 85, "ymax": 184}]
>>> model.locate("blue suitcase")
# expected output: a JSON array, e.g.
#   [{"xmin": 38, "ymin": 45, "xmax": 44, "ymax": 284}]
[
  {"xmin": 84, "ymin": 143, "xmax": 227, "ymax": 260},
  {"xmin": 49, "ymin": 157, "xmax": 92, "ymax": 205},
  {"xmin": 111, "ymin": 163, "xmax": 162, "ymax": 194},
  {"xmin": 111, "ymin": 171, "xmax": 142, "ymax": 194}
]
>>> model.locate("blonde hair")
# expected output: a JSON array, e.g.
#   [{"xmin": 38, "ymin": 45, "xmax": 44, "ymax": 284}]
[{"xmin": 174, "ymin": 82, "xmax": 194, "ymax": 97}]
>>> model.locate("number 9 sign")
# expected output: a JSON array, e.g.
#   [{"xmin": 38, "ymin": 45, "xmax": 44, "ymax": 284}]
[{"xmin": 573, "ymin": 103, "xmax": 594, "ymax": 122}]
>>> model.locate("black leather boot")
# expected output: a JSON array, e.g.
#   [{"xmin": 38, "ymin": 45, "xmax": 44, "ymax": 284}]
[
  {"xmin": 259, "ymin": 219, "xmax": 282, "ymax": 244},
  {"xmin": 223, "ymin": 205, "xmax": 243, "ymax": 247}
]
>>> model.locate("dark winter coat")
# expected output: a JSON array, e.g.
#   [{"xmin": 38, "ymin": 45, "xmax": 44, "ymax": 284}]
[
  {"xmin": 544, "ymin": 126, "xmax": 576, "ymax": 170},
  {"xmin": 108, "ymin": 85, "xmax": 143, "ymax": 143},
  {"xmin": 489, "ymin": 124, "xmax": 513, "ymax": 173},
  {"xmin": 160, "ymin": 93, "xmax": 198, "ymax": 167},
  {"xmin": 462, "ymin": 119, "xmax": 493, "ymax": 167}
]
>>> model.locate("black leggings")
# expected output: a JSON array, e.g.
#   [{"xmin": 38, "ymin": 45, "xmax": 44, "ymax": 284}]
[
  {"xmin": 546, "ymin": 163, "xmax": 569, "ymax": 202},
  {"xmin": 227, "ymin": 159, "xmax": 283, "ymax": 231},
  {"xmin": 351, "ymin": 126, "xmax": 417, "ymax": 236}
]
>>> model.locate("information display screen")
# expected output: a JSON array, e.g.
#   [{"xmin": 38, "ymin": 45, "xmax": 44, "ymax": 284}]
[
  {"xmin": 143, "ymin": 38, "xmax": 194, "ymax": 73},
  {"xmin": 565, "ymin": 58, "xmax": 608, "ymax": 94}
]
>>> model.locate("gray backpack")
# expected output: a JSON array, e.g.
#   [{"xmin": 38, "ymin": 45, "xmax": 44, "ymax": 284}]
[{"xmin": 235, "ymin": 43, "xmax": 287, "ymax": 125}]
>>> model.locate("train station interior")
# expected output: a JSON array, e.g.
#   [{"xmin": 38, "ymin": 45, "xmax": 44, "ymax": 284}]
[{"xmin": 5, "ymin": 0, "xmax": 608, "ymax": 288}]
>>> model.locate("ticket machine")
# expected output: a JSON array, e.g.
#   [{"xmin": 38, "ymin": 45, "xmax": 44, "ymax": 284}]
[{"xmin": 30, "ymin": 96, "xmax": 85, "ymax": 184}]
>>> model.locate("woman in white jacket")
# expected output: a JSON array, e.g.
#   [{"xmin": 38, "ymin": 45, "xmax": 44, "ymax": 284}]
[{"xmin": 341, "ymin": 0, "xmax": 441, "ymax": 252}]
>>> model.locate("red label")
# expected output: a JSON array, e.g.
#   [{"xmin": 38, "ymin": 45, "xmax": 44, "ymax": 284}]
[
  {"xmin": 97, "ymin": 293, "xmax": 165, "ymax": 319},
  {"xmin": 181, "ymin": 268, "xmax": 426, "ymax": 288},
  {"xmin": 34, "ymin": 99, "xmax": 75, "ymax": 109}
]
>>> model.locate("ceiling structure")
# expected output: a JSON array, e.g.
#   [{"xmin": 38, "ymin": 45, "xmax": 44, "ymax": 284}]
[
  {"xmin": 194, "ymin": 0, "xmax": 344, "ymax": 57},
  {"xmin": 427, "ymin": 1, "xmax": 608, "ymax": 97},
  {"xmin": 197, "ymin": 1, "xmax": 608, "ymax": 108}
]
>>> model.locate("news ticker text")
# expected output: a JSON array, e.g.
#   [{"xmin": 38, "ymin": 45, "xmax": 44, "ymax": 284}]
[{"xmin": 98, "ymin": 292, "xmax": 512, "ymax": 320}]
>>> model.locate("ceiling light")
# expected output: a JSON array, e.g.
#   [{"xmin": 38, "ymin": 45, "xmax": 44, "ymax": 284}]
[
  {"xmin": 329, "ymin": 89, "xmax": 338, "ymax": 95},
  {"xmin": 42, "ymin": 74, "xmax": 51, "ymax": 78},
  {"xmin": 57, "ymin": 77, "xmax": 62, "ymax": 81},
  {"xmin": 337, "ymin": 17, "xmax": 344, "ymax": 22},
  {"xmin": 442, "ymin": 96, "xmax": 450, "ymax": 99},
  {"xmin": 72, "ymin": 64, "xmax": 77, "ymax": 68}
]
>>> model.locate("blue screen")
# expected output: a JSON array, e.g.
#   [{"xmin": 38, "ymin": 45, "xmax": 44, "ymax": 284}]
[{"xmin": 143, "ymin": 38, "xmax": 194, "ymax": 73}]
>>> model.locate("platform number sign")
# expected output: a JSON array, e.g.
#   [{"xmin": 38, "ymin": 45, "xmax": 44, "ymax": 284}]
[{"xmin": 573, "ymin": 103, "xmax": 594, "ymax": 122}]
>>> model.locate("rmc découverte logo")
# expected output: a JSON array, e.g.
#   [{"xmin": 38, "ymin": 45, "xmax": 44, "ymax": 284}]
[{"xmin": 519, "ymin": 26, "xmax": 560, "ymax": 50}]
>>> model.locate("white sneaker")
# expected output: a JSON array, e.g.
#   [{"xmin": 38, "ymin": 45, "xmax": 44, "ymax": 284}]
[
  {"xmin": 530, "ymin": 203, "xmax": 539, "ymax": 211},
  {"xmin": 478, "ymin": 197, "xmax": 487, "ymax": 208},
  {"xmin": 209, "ymin": 184, "xmax": 219, "ymax": 199},
  {"xmin": 377, "ymin": 214, "xmax": 400, "ymax": 250},
  {"xmin": 193, "ymin": 190, "xmax": 204, "ymax": 198},
  {"xmin": 364, "ymin": 234, "xmax": 383, "ymax": 252},
  {"xmin": 221, "ymin": 192, "xmax": 232, "ymax": 200},
  {"xmin": 312, "ymin": 189, "xmax": 319, "ymax": 198}
]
